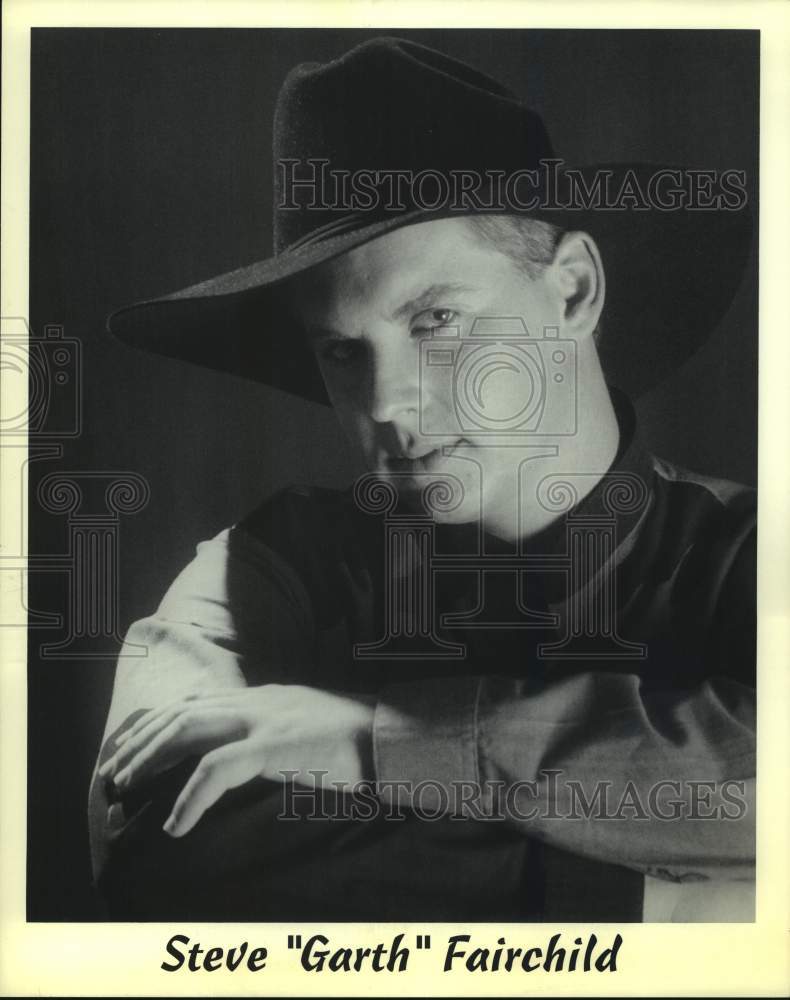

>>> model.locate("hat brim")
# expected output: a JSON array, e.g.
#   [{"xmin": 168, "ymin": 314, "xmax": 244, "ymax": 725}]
[{"xmin": 107, "ymin": 163, "xmax": 753, "ymax": 403}]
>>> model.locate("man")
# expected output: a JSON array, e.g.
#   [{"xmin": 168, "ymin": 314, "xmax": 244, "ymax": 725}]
[{"xmin": 90, "ymin": 37, "xmax": 756, "ymax": 922}]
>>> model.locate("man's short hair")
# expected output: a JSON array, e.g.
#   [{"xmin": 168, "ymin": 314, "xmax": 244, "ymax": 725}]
[
  {"xmin": 465, "ymin": 214, "xmax": 563, "ymax": 280},
  {"xmin": 465, "ymin": 214, "xmax": 603, "ymax": 345}
]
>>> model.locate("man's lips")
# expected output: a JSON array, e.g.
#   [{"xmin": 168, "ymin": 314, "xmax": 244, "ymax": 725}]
[{"xmin": 384, "ymin": 439, "xmax": 469, "ymax": 475}]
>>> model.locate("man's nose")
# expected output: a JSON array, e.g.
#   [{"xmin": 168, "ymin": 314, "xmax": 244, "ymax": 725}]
[{"xmin": 367, "ymin": 342, "xmax": 420, "ymax": 424}]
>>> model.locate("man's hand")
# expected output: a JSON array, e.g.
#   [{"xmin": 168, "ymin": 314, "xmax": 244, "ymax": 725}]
[{"xmin": 97, "ymin": 685, "xmax": 376, "ymax": 838}]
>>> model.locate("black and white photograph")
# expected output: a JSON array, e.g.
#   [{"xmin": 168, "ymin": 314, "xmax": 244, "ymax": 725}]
[{"xmin": 19, "ymin": 24, "xmax": 763, "ymax": 934}]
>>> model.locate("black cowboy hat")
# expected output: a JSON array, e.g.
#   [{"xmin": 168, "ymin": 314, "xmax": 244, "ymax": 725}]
[{"xmin": 107, "ymin": 36, "xmax": 752, "ymax": 403}]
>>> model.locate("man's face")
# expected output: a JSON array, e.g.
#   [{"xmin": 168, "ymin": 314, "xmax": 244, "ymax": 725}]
[{"xmin": 286, "ymin": 217, "xmax": 571, "ymax": 530}]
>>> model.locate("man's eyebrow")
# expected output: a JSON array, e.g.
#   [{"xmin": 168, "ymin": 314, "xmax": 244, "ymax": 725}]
[
  {"xmin": 299, "ymin": 282, "xmax": 479, "ymax": 341},
  {"xmin": 302, "ymin": 322, "xmax": 345, "ymax": 342},
  {"xmin": 390, "ymin": 282, "xmax": 479, "ymax": 322}
]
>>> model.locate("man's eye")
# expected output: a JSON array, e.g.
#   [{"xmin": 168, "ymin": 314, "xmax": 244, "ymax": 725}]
[
  {"xmin": 320, "ymin": 340, "xmax": 361, "ymax": 364},
  {"xmin": 412, "ymin": 308, "xmax": 458, "ymax": 335}
]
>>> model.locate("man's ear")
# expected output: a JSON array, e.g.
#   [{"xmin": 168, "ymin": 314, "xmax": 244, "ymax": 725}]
[{"xmin": 549, "ymin": 231, "xmax": 605, "ymax": 340}]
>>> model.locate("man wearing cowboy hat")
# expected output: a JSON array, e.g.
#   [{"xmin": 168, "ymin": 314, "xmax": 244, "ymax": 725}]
[{"xmin": 89, "ymin": 37, "xmax": 756, "ymax": 922}]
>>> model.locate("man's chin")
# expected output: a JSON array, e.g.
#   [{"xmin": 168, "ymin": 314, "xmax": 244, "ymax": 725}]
[{"xmin": 389, "ymin": 475, "xmax": 481, "ymax": 524}]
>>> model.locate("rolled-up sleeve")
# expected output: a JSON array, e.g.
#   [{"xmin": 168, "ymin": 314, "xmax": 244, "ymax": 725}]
[
  {"xmin": 372, "ymin": 668, "xmax": 755, "ymax": 882},
  {"xmin": 482, "ymin": 670, "xmax": 754, "ymax": 881}
]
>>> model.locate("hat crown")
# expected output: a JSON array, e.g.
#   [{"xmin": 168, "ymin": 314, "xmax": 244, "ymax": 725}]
[{"xmin": 272, "ymin": 37, "xmax": 555, "ymax": 251}]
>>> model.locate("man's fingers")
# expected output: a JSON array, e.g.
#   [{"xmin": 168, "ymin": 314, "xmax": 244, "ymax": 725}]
[
  {"xmin": 101, "ymin": 690, "xmax": 250, "ymax": 775},
  {"xmin": 112, "ymin": 689, "xmax": 245, "ymax": 743},
  {"xmin": 104, "ymin": 704, "xmax": 190, "ymax": 775},
  {"xmin": 113, "ymin": 709, "xmax": 244, "ymax": 791},
  {"xmin": 163, "ymin": 742, "xmax": 261, "ymax": 837}
]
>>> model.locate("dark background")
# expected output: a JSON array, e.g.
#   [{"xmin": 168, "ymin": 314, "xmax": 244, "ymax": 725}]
[{"xmin": 27, "ymin": 28, "xmax": 758, "ymax": 919}]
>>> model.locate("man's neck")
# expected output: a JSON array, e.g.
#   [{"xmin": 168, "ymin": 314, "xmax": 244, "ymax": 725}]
[{"xmin": 481, "ymin": 361, "xmax": 622, "ymax": 544}]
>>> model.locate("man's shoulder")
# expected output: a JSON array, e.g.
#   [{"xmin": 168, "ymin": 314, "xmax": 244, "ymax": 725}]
[
  {"xmin": 650, "ymin": 455, "xmax": 755, "ymax": 510},
  {"xmin": 647, "ymin": 454, "xmax": 756, "ymax": 543},
  {"xmin": 234, "ymin": 483, "xmax": 357, "ymax": 546},
  {"xmin": 643, "ymin": 456, "xmax": 756, "ymax": 641},
  {"xmin": 228, "ymin": 484, "xmax": 380, "ymax": 632},
  {"xmin": 229, "ymin": 484, "xmax": 366, "ymax": 596}
]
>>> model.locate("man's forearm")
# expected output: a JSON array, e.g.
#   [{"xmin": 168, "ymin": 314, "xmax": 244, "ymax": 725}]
[{"xmin": 373, "ymin": 671, "xmax": 755, "ymax": 881}]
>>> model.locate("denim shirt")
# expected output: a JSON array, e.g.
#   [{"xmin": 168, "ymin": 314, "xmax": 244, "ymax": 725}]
[{"xmin": 89, "ymin": 394, "xmax": 756, "ymax": 921}]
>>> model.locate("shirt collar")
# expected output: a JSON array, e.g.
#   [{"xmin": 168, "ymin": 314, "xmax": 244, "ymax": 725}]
[{"xmin": 432, "ymin": 387, "xmax": 653, "ymax": 562}]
